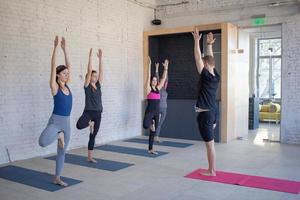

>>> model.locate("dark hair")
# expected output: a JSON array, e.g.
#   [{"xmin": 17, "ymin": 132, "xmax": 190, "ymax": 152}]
[
  {"xmin": 203, "ymin": 55, "xmax": 215, "ymax": 66},
  {"xmin": 85, "ymin": 70, "xmax": 97, "ymax": 79},
  {"xmin": 56, "ymin": 65, "xmax": 68, "ymax": 87},
  {"xmin": 150, "ymin": 75, "xmax": 158, "ymax": 87},
  {"xmin": 90, "ymin": 70, "xmax": 98, "ymax": 92},
  {"xmin": 151, "ymin": 75, "xmax": 158, "ymax": 81},
  {"xmin": 56, "ymin": 65, "xmax": 68, "ymax": 75}
]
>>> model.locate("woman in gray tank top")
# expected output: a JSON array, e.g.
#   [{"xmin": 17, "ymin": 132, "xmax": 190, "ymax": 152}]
[{"xmin": 155, "ymin": 63, "xmax": 169, "ymax": 143}]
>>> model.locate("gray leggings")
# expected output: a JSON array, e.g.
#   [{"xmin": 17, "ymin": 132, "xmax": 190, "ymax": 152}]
[
  {"xmin": 155, "ymin": 107, "xmax": 167, "ymax": 137},
  {"xmin": 39, "ymin": 114, "xmax": 70, "ymax": 177}
]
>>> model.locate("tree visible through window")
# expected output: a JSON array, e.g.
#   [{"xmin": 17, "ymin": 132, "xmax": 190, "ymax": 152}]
[{"xmin": 257, "ymin": 38, "xmax": 281, "ymax": 99}]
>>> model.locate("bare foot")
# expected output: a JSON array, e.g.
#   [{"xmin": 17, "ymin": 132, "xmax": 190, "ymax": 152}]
[
  {"xmin": 148, "ymin": 150, "xmax": 158, "ymax": 155},
  {"xmin": 53, "ymin": 178, "xmax": 68, "ymax": 187},
  {"xmin": 58, "ymin": 132, "xmax": 65, "ymax": 149},
  {"xmin": 200, "ymin": 170, "xmax": 216, "ymax": 176},
  {"xmin": 87, "ymin": 158, "xmax": 98, "ymax": 163},
  {"xmin": 154, "ymin": 136, "xmax": 162, "ymax": 143}
]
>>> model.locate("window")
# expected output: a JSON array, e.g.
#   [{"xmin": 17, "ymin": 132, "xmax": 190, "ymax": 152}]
[{"xmin": 257, "ymin": 38, "xmax": 281, "ymax": 99}]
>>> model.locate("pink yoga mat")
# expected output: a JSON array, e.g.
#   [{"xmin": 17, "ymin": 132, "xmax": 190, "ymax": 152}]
[{"xmin": 185, "ymin": 169, "xmax": 300, "ymax": 194}]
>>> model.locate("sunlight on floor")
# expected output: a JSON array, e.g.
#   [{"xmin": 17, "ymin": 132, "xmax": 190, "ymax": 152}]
[{"xmin": 251, "ymin": 123, "xmax": 280, "ymax": 146}]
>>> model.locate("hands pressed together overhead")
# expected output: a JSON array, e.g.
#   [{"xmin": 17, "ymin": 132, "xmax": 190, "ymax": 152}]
[
  {"xmin": 192, "ymin": 27, "xmax": 215, "ymax": 44},
  {"xmin": 54, "ymin": 36, "xmax": 67, "ymax": 51},
  {"xmin": 207, "ymin": 32, "xmax": 216, "ymax": 45},
  {"xmin": 192, "ymin": 27, "xmax": 202, "ymax": 41}
]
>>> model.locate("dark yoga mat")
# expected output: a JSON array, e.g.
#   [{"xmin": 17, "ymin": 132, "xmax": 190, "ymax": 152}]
[
  {"xmin": 124, "ymin": 138, "xmax": 194, "ymax": 148},
  {"xmin": 0, "ymin": 165, "xmax": 82, "ymax": 192},
  {"xmin": 46, "ymin": 154, "xmax": 134, "ymax": 172},
  {"xmin": 95, "ymin": 145, "xmax": 168, "ymax": 158},
  {"xmin": 185, "ymin": 168, "xmax": 300, "ymax": 194}
]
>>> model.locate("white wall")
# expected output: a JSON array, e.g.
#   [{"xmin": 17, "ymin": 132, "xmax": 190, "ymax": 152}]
[
  {"xmin": 156, "ymin": 1, "xmax": 300, "ymax": 144},
  {"xmin": 0, "ymin": 0, "xmax": 154, "ymax": 164},
  {"xmin": 235, "ymin": 30, "xmax": 250, "ymax": 138},
  {"xmin": 281, "ymin": 14, "xmax": 300, "ymax": 144}
]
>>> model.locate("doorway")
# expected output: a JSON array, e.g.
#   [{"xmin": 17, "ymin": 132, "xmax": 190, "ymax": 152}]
[{"xmin": 243, "ymin": 25, "xmax": 282, "ymax": 144}]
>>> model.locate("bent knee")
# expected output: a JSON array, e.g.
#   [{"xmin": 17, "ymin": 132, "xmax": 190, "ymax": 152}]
[
  {"xmin": 38, "ymin": 138, "xmax": 47, "ymax": 147},
  {"xmin": 76, "ymin": 121, "xmax": 85, "ymax": 130}
]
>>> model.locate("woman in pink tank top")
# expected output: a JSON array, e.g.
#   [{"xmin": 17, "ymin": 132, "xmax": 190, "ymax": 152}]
[{"xmin": 143, "ymin": 57, "xmax": 169, "ymax": 155}]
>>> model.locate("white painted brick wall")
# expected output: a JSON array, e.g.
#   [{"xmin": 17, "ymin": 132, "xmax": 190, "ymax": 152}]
[
  {"xmin": 0, "ymin": 0, "xmax": 154, "ymax": 164},
  {"xmin": 155, "ymin": 1, "xmax": 300, "ymax": 144},
  {"xmin": 281, "ymin": 13, "xmax": 300, "ymax": 144}
]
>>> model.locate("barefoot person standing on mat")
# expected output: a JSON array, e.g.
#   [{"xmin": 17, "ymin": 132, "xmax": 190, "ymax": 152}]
[
  {"xmin": 76, "ymin": 48, "xmax": 103, "ymax": 163},
  {"xmin": 192, "ymin": 28, "xmax": 220, "ymax": 176},
  {"xmin": 39, "ymin": 36, "xmax": 72, "ymax": 186},
  {"xmin": 143, "ymin": 57, "xmax": 169, "ymax": 155},
  {"xmin": 154, "ymin": 63, "xmax": 169, "ymax": 143}
]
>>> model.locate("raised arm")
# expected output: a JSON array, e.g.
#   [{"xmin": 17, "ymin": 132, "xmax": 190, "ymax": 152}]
[
  {"xmin": 155, "ymin": 63, "xmax": 160, "ymax": 82},
  {"xmin": 155, "ymin": 62, "xmax": 168, "ymax": 90},
  {"xmin": 61, "ymin": 37, "xmax": 71, "ymax": 83},
  {"xmin": 192, "ymin": 28, "xmax": 204, "ymax": 74},
  {"xmin": 157, "ymin": 59, "xmax": 168, "ymax": 90},
  {"xmin": 84, "ymin": 48, "xmax": 93, "ymax": 87},
  {"xmin": 206, "ymin": 32, "xmax": 216, "ymax": 58},
  {"xmin": 145, "ymin": 56, "xmax": 152, "ymax": 95},
  {"xmin": 97, "ymin": 49, "xmax": 104, "ymax": 85},
  {"xmin": 50, "ymin": 36, "xmax": 59, "ymax": 96},
  {"xmin": 163, "ymin": 75, "xmax": 168, "ymax": 90}
]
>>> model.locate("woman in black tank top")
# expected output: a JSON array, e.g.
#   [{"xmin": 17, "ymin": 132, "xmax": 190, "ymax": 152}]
[{"xmin": 76, "ymin": 48, "xmax": 104, "ymax": 163}]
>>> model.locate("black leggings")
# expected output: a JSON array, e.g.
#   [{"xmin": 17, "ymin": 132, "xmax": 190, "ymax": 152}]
[
  {"xmin": 76, "ymin": 110, "xmax": 102, "ymax": 150},
  {"xmin": 143, "ymin": 110, "xmax": 159, "ymax": 151}
]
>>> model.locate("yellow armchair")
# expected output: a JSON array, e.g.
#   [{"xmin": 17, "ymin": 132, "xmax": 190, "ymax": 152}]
[{"xmin": 259, "ymin": 102, "xmax": 281, "ymax": 124}]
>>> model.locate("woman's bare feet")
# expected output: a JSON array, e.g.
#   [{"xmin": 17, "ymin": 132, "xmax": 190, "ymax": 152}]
[
  {"xmin": 154, "ymin": 136, "xmax": 162, "ymax": 143},
  {"xmin": 53, "ymin": 177, "xmax": 68, "ymax": 187},
  {"xmin": 148, "ymin": 150, "xmax": 158, "ymax": 155},
  {"xmin": 58, "ymin": 132, "xmax": 65, "ymax": 149},
  {"xmin": 200, "ymin": 169, "xmax": 216, "ymax": 177},
  {"xmin": 87, "ymin": 150, "xmax": 97, "ymax": 163}
]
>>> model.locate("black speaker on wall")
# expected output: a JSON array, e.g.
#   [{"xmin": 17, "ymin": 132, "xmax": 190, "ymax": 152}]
[{"xmin": 151, "ymin": 19, "xmax": 161, "ymax": 25}]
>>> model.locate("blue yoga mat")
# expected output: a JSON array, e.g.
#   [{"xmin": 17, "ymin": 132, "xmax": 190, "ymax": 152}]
[
  {"xmin": 0, "ymin": 165, "xmax": 82, "ymax": 192},
  {"xmin": 124, "ymin": 138, "xmax": 194, "ymax": 148},
  {"xmin": 46, "ymin": 154, "xmax": 134, "ymax": 171},
  {"xmin": 95, "ymin": 145, "xmax": 168, "ymax": 157}
]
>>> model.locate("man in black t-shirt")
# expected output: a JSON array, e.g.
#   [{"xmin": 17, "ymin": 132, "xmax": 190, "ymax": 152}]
[{"xmin": 192, "ymin": 28, "xmax": 220, "ymax": 176}]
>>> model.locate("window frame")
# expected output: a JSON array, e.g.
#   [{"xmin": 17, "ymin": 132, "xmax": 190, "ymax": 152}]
[{"xmin": 256, "ymin": 37, "xmax": 282, "ymax": 99}]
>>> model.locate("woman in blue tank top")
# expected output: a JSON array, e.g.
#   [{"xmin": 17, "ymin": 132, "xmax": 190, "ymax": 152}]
[{"xmin": 38, "ymin": 36, "xmax": 72, "ymax": 187}]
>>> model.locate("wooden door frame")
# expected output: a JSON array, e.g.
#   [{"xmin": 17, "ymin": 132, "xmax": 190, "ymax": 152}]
[{"xmin": 143, "ymin": 23, "xmax": 238, "ymax": 143}]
